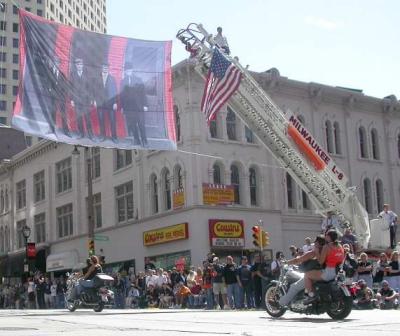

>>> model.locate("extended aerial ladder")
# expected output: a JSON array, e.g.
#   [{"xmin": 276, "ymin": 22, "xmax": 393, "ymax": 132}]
[{"xmin": 177, "ymin": 24, "xmax": 371, "ymax": 249}]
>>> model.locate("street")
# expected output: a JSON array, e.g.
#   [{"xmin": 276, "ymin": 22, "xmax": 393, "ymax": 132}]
[{"xmin": 0, "ymin": 309, "xmax": 398, "ymax": 336}]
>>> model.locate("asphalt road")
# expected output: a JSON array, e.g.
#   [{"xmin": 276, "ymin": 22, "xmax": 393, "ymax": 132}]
[{"xmin": 0, "ymin": 308, "xmax": 398, "ymax": 336}]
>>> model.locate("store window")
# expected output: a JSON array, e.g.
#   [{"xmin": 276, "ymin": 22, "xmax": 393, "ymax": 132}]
[{"xmin": 147, "ymin": 250, "xmax": 191, "ymax": 271}]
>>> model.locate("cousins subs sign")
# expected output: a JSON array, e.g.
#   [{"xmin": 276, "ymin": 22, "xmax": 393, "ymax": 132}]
[{"xmin": 209, "ymin": 219, "xmax": 245, "ymax": 248}]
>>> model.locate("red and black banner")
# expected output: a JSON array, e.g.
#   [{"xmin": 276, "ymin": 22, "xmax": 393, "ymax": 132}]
[{"xmin": 12, "ymin": 10, "xmax": 175, "ymax": 150}]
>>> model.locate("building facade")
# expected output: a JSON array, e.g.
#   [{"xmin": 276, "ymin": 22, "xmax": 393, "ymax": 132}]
[
  {"xmin": 0, "ymin": 0, "xmax": 107, "ymax": 143},
  {"xmin": 0, "ymin": 61, "xmax": 400, "ymax": 280}
]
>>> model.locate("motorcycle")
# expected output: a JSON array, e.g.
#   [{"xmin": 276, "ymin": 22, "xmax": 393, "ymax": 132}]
[
  {"xmin": 64, "ymin": 272, "xmax": 115, "ymax": 312},
  {"xmin": 265, "ymin": 264, "xmax": 353, "ymax": 320}
]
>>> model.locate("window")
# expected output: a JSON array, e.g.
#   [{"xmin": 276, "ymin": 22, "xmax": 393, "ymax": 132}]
[
  {"xmin": 371, "ymin": 128, "xmax": 380, "ymax": 160},
  {"xmin": 13, "ymin": 86, "xmax": 18, "ymax": 96},
  {"xmin": 0, "ymin": 3, "xmax": 6, "ymax": 13},
  {"xmin": 25, "ymin": 7, "xmax": 31, "ymax": 12},
  {"xmin": 4, "ymin": 226, "xmax": 9, "ymax": 252},
  {"xmin": 115, "ymin": 149, "xmax": 132, "ymax": 170},
  {"xmin": 398, "ymin": 134, "xmax": 400, "ymax": 159},
  {"xmin": 4, "ymin": 189, "xmax": 8, "ymax": 211},
  {"xmin": 286, "ymin": 173, "xmax": 296, "ymax": 209},
  {"xmin": 0, "ymin": 117, "xmax": 6, "ymax": 125},
  {"xmin": 12, "ymin": 23, "xmax": 18, "ymax": 32},
  {"xmin": 302, "ymin": 190, "xmax": 311, "ymax": 210},
  {"xmin": 115, "ymin": 181, "xmax": 134, "ymax": 223},
  {"xmin": 56, "ymin": 157, "xmax": 72, "ymax": 193},
  {"xmin": 249, "ymin": 167, "xmax": 257, "ymax": 206},
  {"xmin": 173, "ymin": 165, "xmax": 183, "ymax": 189},
  {"xmin": 162, "ymin": 169, "xmax": 171, "ymax": 210},
  {"xmin": 325, "ymin": 120, "xmax": 334, "ymax": 154},
  {"xmin": 0, "ymin": 36, "xmax": 5, "ymax": 46},
  {"xmin": 231, "ymin": 165, "xmax": 240, "ymax": 204},
  {"xmin": 333, "ymin": 122, "xmax": 342, "ymax": 155},
  {"xmin": 12, "ymin": 38, "xmax": 19, "ymax": 48},
  {"xmin": 0, "ymin": 84, "xmax": 5, "ymax": 94},
  {"xmin": 213, "ymin": 163, "xmax": 222, "ymax": 184},
  {"xmin": 33, "ymin": 170, "xmax": 45, "ymax": 202},
  {"xmin": 87, "ymin": 193, "xmax": 102, "ymax": 228},
  {"xmin": 16, "ymin": 219, "xmax": 27, "ymax": 249},
  {"xmin": 34, "ymin": 213, "xmax": 46, "ymax": 243},
  {"xmin": 0, "ymin": 100, "xmax": 6, "ymax": 110},
  {"xmin": 57, "ymin": 203, "xmax": 73, "ymax": 238},
  {"xmin": 209, "ymin": 119, "xmax": 218, "ymax": 138},
  {"xmin": 0, "ymin": 227, "xmax": 3, "ymax": 253},
  {"xmin": 0, "ymin": 68, "xmax": 6, "ymax": 78},
  {"xmin": 363, "ymin": 178, "xmax": 372, "ymax": 214},
  {"xmin": 0, "ymin": 21, "xmax": 6, "ymax": 30},
  {"xmin": 89, "ymin": 147, "xmax": 100, "ymax": 178},
  {"xmin": 25, "ymin": 135, "xmax": 32, "ymax": 147},
  {"xmin": 37, "ymin": 9, "xmax": 43, "ymax": 16},
  {"xmin": 0, "ymin": 52, "xmax": 5, "ymax": 62},
  {"xmin": 150, "ymin": 174, "xmax": 158, "ymax": 214},
  {"xmin": 12, "ymin": 54, "xmax": 18, "ymax": 64},
  {"xmin": 0, "ymin": 190, "xmax": 3, "ymax": 212},
  {"xmin": 245, "ymin": 126, "xmax": 254, "ymax": 143},
  {"xmin": 174, "ymin": 105, "xmax": 181, "ymax": 142},
  {"xmin": 375, "ymin": 179, "xmax": 384, "ymax": 213},
  {"xmin": 226, "ymin": 107, "xmax": 237, "ymax": 140},
  {"xmin": 359, "ymin": 127, "xmax": 368, "ymax": 158},
  {"xmin": 16, "ymin": 179, "xmax": 26, "ymax": 209},
  {"xmin": 13, "ymin": 69, "xmax": 18, "ymax": 80}
]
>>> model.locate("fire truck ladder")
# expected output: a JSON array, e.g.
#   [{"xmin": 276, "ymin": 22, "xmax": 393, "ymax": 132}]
[{"xmin": 177, "ymin": 24, "xmax": 370, "ymax": 248}]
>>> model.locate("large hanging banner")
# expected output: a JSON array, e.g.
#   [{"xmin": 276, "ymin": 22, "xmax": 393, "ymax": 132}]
[{"xmin": 12, "ymin": 10, "xmax": 175, "ymax": 150}]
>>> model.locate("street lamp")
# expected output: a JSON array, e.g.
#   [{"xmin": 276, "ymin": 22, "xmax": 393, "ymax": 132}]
[
  {"xmin": 22, "ymin": 224, "xmax": 31, "ymax": 274},
  {"xmin": 72, "ymin": 145, "xmax": 95, "ymax": 256}
]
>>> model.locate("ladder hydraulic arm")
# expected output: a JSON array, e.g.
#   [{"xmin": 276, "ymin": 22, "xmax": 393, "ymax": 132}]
[{"xmin": 177, "ymin": 24, "xmax": 371, "ymax": 248}]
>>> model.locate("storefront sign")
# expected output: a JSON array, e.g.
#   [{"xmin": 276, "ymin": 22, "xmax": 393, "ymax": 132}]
[
  {"xmin": 143, "ymin": 223, "xmax": 189, "ymax": 246},
  {"xmin": 203, "ymin": 183, "xmax": 234, "ymax": 205},
  {"xmin": 209, "ymin": 219, "xmax": 244, "ymax": 248},
  {"xmin": 173, "ymin": 188, "xmax": 185, "ymax": 209}
]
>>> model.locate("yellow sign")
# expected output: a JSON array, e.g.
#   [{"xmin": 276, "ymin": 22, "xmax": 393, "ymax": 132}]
[
  {"xmin": 203, "ymin": 183, "xmax": 234, "ymax": 205},
  {"xmin": 173, "ymin": 189, "xmax": 185, "ymax": 209},
  {"xmin": 143, "ymin": 223, "xmax": 188, "ymax": 246},
  {"xmin": 213, "ymin": 221, "xmax": 243, "ymax": 238}
]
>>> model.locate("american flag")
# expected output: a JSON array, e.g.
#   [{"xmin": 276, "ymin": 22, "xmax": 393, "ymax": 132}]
[{"xmin": 201, "ymin": 48, "xmax": 242, "ymax": 124}]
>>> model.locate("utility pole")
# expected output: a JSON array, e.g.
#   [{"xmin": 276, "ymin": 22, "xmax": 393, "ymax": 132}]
[{"xmin": 86, "ymin": 147, "xmax": 95, "ymax": 256}]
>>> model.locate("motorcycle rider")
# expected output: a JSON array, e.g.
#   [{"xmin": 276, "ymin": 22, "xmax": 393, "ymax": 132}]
[
  {"xmin": 70, "ymin": 255, "xmax": 103, "ymax": 301},
  {"xmin": 303, "ymin": 229, "xmax": 345, "ymax": 304},
  {"xmin": 277, "ymin": 236, "xmax": 326, "ymax": 307}
]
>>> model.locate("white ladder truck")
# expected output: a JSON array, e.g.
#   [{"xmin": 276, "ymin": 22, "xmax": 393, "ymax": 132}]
[{"xmin": 177, "ymin": 24, "xmax": 371, "ymax": 249}]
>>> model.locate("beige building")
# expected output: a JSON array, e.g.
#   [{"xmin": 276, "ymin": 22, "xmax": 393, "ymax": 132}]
[
  {"xmin": 0, "ymin": 0, "xmax": 107, "ymax": 143},
  {"xmin": 0, "ymin": 61, "xmax": 399, "ymax": 280}
]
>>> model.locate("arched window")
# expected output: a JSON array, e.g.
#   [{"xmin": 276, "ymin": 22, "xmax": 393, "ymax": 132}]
[
  {"xmin": 0, "ymin": 227, "xmax": 3, "ymax": 253},
  {"xmin": 150, "ymin": 174, "xmax": 158, "ymax": 214},
  {"xmin": 226, "ymin": 107, "xmax": 237, "ymax": 140},
  {"xmin": 213, "ymin": 163, "xmax": 222, "ymax": 184},
  {"xmin": 173, "ymin": 165, "xmax": 183, "ymax": 190},
  {"xmin": 174, "ymin": 105, "xmax": 181, "ymax": 142},
  {"xmin": 325, "ymin": 120, "xmax": 334, "ymax": 154},
  {"xmin": 286, "ymin": 173, "xmax": 296, "ymax": 209},
  {"xmin": 333, "ymin": 122, "xmax": 341, "ymax": 155},
  {"xmin": 4, "ymin": 226, "xmax": 9, "ymax": 252},
  {"xmin": 162, "ymin": 169, "xmax": 171, "ymax": 210},
  {"xmin": 397, "ymin": 134, "xmax": 400, "ymax": 159},
  {"xmin": 359, "ymin": 127, "xmax": 368, "ymax": 158},
  {"xmin": 249, "ymin": 167, "xmax": 257, "ymax": 206},
  {"xmin": 4, "ymin": 189, "xmax": 8, "ymax": 211},
  {"xmin": 231, "ymin": 165, "xmax": 240, "ymax": 204},
  {"xmin": 371, "ymin": 128, "xmax": 380, "ymax": 160},
  {"xmin": 209, "ymin": 119, "xmax": 218, "ymax": 138},
  {"xmin": 363, "ymin": 178, "xmax": 372, "ymax": 214},
  {"xmin": 0, "ymin": 190, "xmax": 3, "ymax": 213},
  {"xmin": 302, "ymin": 190, "xmax": 311, "ymax": 210},
  {"xmin": 376, "ymin": 179, "xmax": 384, "ymax": 213}
]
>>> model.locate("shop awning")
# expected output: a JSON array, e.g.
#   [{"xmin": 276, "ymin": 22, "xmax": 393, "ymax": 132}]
[{"xmin": 46, "ymin": 250, "xmax": 79, "ymax": 272}]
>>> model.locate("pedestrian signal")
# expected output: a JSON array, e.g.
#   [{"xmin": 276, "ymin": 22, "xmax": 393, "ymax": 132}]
[{"xmin": 252, "ymin": 226, "xmax": 262, "ymax": 248}]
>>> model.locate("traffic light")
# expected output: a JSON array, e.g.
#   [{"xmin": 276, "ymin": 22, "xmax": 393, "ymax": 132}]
[
  {"xmin": 88, "ymin": 239, "xmax": 95, "ymax": 256},
  {"xmin": 261, "ymin": 231, "xmax": 270, "ymax": 248},
  {"xmin": 252, "ymin": 226, "xmax": 262, "ymax": 248},
  {"xmin": 26, "ymin": 242, "xmax": 36, "ymax": 259}
]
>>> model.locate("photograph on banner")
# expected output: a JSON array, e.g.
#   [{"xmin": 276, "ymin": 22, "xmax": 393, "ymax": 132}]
[{"xmin": 12, "ymin": 10, "xmax": 175, "ymax": 150}]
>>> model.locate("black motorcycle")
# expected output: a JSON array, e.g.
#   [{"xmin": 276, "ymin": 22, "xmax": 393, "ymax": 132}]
[
  {"xmin": 64, "ymin": 272, "xmax": 115, "ymax": 312},
  {"xmin": 265, "ymin": 264, "xmax": 353, "ymax": 320}
]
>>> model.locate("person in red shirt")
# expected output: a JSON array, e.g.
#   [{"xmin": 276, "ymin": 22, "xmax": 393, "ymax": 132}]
[{"xmin": 303, "ymin": 230, "xmax": 345, "ymax": 304}]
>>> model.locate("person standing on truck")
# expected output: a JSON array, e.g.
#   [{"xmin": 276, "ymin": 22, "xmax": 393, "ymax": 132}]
[{"xmin": 378, "ymin": 204, "xmax": 398, "ymax": 249}]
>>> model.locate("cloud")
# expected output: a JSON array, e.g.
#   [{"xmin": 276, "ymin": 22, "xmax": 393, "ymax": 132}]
[{"xmin": 304, "ymin": 16, "xmax": 341, "ymax": 30}]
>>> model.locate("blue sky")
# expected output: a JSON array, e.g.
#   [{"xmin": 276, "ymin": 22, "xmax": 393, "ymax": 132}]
[{"xmin": 107, "ymin": 0, "xmax": 399, "ymax": 99}]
